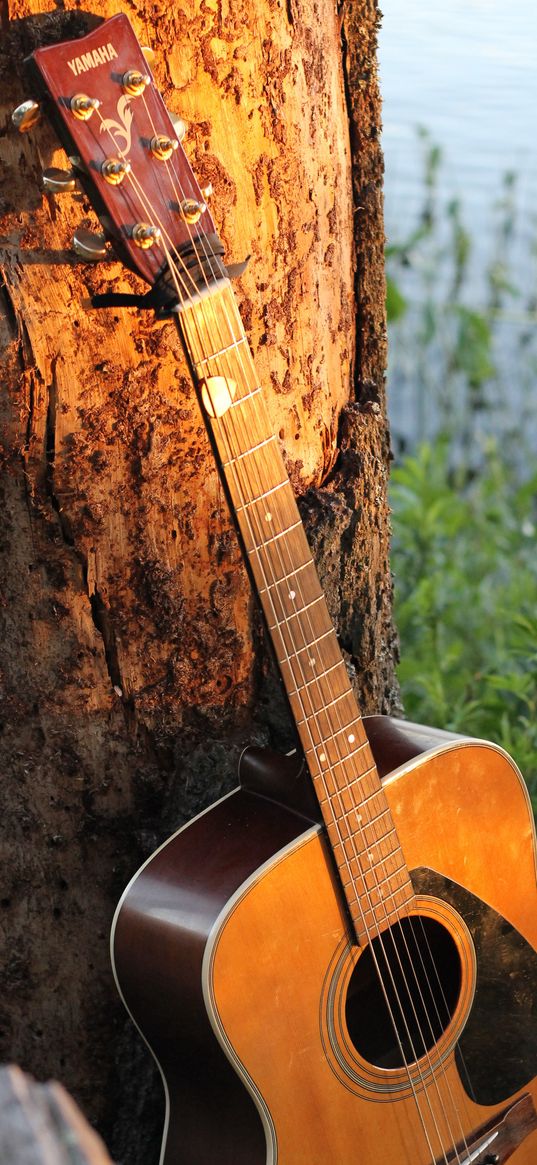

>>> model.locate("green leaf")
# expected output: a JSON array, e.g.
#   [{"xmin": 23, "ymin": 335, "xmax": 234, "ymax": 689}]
[
  {"xmin": 386, "ymin": 276, "xmax": 408, "ymax": 322},
  {"xmin": 450, "ymin": 306, "xmax": 496, "ymax": 387}
]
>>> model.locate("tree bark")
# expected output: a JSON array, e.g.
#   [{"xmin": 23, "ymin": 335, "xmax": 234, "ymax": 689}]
[{"xmin": 0, "ymin": 1, "xmax": 396, "ymax": 1160}]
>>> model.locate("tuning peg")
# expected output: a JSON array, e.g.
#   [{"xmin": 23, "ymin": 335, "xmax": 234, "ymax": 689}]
[
  {"xmin": 201, "ymin": 183, "xmax": 213, "ymax": 201},
  {"xmin": 42, "ymin": 167, "xmax": 77, "ymax": 194},
  {"xmin": 141, "ymin": 45, "xmax": 156, "ymax": 67},
  {"xmin": 122, "ymin": 69, "xmax": 151, "ymax": 97},
  {"xmin": 150, "ymin": 135, "xmax": 179, "ymax": 162},
  {"xmin": 178, "ymin": 199, "xmax": 206, "ymax": 225},
  {"xmin": 69, "ymin": 155, "xmax": 89, "ymax": 176},
  {"xmin": 167, "ymin": 111, "xmax": 187, "ymax": 141},
  {"xmin": 72, "ymin": 228, "xmax": 108, "ymax": 261},
  {"xmin": 132, "ymin": 223, "xmax": 161, "ymax": 250},
  {"xmin": 101, "ymin": 157, "xmax": 131, "ymax": 186},
  {"xmin": 12, "ymin": 100, "xmax": 41, "ymax": 133},
  {"xmin": 70, "ymin": 94, "xmax": 100, "ymax": 121}
]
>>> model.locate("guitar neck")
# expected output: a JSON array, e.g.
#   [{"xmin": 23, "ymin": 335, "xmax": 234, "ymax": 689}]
[{"xmin": 177, "ymin": 280, "xmax": 415, "ymax": 944}]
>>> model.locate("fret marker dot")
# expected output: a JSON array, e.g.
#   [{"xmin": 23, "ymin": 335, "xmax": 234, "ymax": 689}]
[
  {"xmin": 309, "ymin": 658, "xmax": 315, "ymax": 667},
  {"xmin": 356, "ymin": 814, "xmax": 362, "ymax": 823},
  {"xmin": 348, "ymin": 733, "xmax": 355, "ymax": 744},
  {"xmin": 289, "ymin": 589, "xmax": 296, "ymax": 600},
  {"xmin": 265, "ymin": 512, "xmax": 272, "ymax": 522},
  {"xmin": 319, "ymin": 752, "xmax": 326, "ymax": 763}
]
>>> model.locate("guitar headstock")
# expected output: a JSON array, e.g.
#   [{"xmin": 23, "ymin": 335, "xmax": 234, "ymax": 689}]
[{"xmin": 21, "ymin": 13, "xmax": 221, "ymax": 297}]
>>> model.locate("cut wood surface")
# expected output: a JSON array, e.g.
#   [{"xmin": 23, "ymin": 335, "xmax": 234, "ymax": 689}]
[
  {"xmin": 0, "ymin": 1, "xmax": 394, "ymax": 1160},
  {"xmin": 0, "ymin": 1065, "xmax": 113, "ymax": 1163}
]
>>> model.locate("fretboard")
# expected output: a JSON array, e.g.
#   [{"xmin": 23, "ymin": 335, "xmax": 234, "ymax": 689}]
[{"xmin": 178, "ymin": 280, "xmax": 415, "ymax": 945}]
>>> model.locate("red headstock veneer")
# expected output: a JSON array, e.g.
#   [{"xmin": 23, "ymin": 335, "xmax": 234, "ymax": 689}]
[{"xmin": 25, "ymin": 13, "xmax": 217, "ymax": 288}]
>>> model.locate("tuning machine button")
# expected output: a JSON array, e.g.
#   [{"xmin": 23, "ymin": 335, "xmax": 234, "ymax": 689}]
[
  {"xmin": 122, "ymin": 69, "xmax": 151, "ymax": 96},
  {"xmin": 201, "ymin": 183, "xmax": 213, "ymax": 201},
  {"xmin": 72, "ymin": 228, "xmax": 108, "ymax": 261},
  {"xmin": 141, "ymin": 46, "xmax": 156, "ymax": 67},
  {"xmin": 150, "ymin": 135, "xmax": 179, "ymax": 162},
  {"xmin": 132, "ymin": 223, "xmax": 161, "ymax": 249},
  {"xmin": 178, "ymin": 199, "xmax": 206, "ymax": 225},
  {"xmin": 12, "ymin": 100, "xmax": 41, "ymax": 133},
  {"xmin": 167, "ymin": 111, "xmax": 187, "ymax": 141},
  {"xmin": 69, "ymin": 155, "xmax": 89, "ymax": 176},
  {"xmin": 42, "ymin": 167, "xmax": 77, "ymax": 194},
  {"xmin": 101, "ymin": 157, "xmax": 131, "ymax": 186},
  {"xmin": 70, "ymin": 94, "xmax": 100, "ymax": 121}
]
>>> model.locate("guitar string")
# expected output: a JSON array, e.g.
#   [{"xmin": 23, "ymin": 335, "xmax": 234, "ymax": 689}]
[
  {"xmin": 170, "ymin": 109, "xmax": 479, "ymax": 1148},
  {"xmin": 105, "ymin": 179, "xmax": 461, "ymax": 1165},
  {"xmin": 91, "ymin": 107, "xmax": 208, "ymax": 299},
  {"xmin": 149, "ymin": 179, "xmax": 463, "ymax": 1155},
  {"xmin": 51, "ymin": 47, "xmax": 477, "ymax": 1165},
  {"xmin": 95, "ymin": 102, "xmax": 463, "ymax": 1165},
  {"xmin": 180, "ymin": 314, "xmax": 446, "ymax": 1161},
  {"xmin": 145, "ymin": 121, "xmax": 478, "ymax": 1151},
  {"xmin": 90, "ymin": 99, "xmax": 469, "ymax": 1163},
  {"xmin": 184, "ymin": 293, "xmax": 472, "ymax": 1165},
  {"xmin": 90, "ymin": 88, "xmax": 470, "ymax": 1164},
  {"xmin": 99, "ymin": 147, "xmax": 447, "ymax": 1155},
  {"xmin": 90, "ymin": 95, "xmax": 461, "ymax": 1165}
]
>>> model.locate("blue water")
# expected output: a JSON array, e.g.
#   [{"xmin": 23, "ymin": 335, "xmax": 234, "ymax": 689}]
[
  {"xmin": 381, "ymin": 0, "xmax": 537, "ymax": 240},
  {"xmin": 379, "ymin": 0, "xmax": 537, "ymax": 455}
]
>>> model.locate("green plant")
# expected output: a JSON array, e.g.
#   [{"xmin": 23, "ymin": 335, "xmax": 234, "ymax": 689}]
[
  {"xmin": 390, "ymin": 441, "xmax": 537, "ymax": 805},
  {"xmin": 386, "ymin": 128, "xmax": 537, "ymax": 464}
]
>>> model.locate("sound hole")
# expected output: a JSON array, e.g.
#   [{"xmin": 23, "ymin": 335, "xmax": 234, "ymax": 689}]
[{"xmin": 345, "ymin": 916, "xmax": 462, "ymax": 1069}]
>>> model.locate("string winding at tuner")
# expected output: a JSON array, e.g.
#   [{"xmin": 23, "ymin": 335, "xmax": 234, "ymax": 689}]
[{"xmin": 20, "ymin": 13, "xmax": 537, "ymax": 1165}]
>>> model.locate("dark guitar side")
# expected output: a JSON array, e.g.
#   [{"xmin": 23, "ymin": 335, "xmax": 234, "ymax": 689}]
[
  {"xmin": 110, "ymin": 716, "xmax": 465, "ymax": 1165},
  {"xmin": 112, "ymin": 791, "xmax": 295, "ymax": 1162},
  {"xmin": 112, "ymin": 780, "xmax": 309, "ymax": 1164}
]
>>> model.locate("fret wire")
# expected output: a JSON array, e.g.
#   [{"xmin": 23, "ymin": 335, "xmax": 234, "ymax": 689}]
[
  {"xmin": 333, "ymin": 826, "xmax": 401, "ymax": 857},
  {"xmin": 304, "ymin": 714, "xmax": 367, "ymax": 753},
  {"xmin": 344, "ymin": 875, "xmax": 412, "ymax": 897},
  {"xmin": 222, "ymin": 433, "xmax": 277, "ymax": 467},
  {"xmin": 256, "ymin": 562, "xmax": 318, "ymax": 591},
  {"xmin": 234, "ymin": 477, "xmax": 289, "ymax": 512},
  {"xmin": 268, "ymin": 593, "xmax": 325, "ymax": 632},
  {"xmin": 294, "ymin": 688, "xmax": 355, "ymax": 727},
  {"xmin": 350, "ymin": 880, "xmax": 410, "ymax": 915},
  {"xmin": 338, "ymin": 857, "xmax": 406, "ymax": 894},
  {"xmin": 183, "ymin": 286, "xmax": 416, "ymax": 935},
  {"xmin": 330, "ymin": 803, "xmax": 392, "ymax": 830},
  {"xmin": 314, "ymin": 753, "xmax": 374, "ymax": 793},
  {"xmin": 276, "ymin": 615, "xmax": 335, "ymax": 661},
  {"xmin": 349, "ymin": 880, "xmax": 414, "ymax": 907},
  {"xmin": 313, "ymin": 773, "xmax": 379, "ymax": 806},
  {"xmin": 175, "ymin": 267, "xmax": 419, "ymax": 959},
  {"xmin": 354, "ymin": 897, "xmax": 413, "ymax": 929},
  {"xmin": 246, "ymin": 518, "xmax": 303, "ymax": 555},
  {"xmin": 333, "ymin": 815, "xmax": 399, "ymax": 849},
  {"xmin": 195, "ymin": 335, "xmax": 248, "ymax": 367},
  {"xmin": 258, "ymin": 558, "xmax": 316, "ymax": 595},
  {"xmin": 334, "ymin": 835, "xmax": 402, "ymax": 871},
  {"xmin": 286, "ymin": 659, "xmax": 347, "ymax": 696},
  {"xmin": 361, "ymin": 820, "xmax": 400, "ymax": 847},
  {"xmin": 347, "ymin": 876, "xmax": 413, "ymax": 912},
  {"xmin": 228, "ymin": 385, "xmax": 263, "ymax": 408},
  {"xmin": 276, "ymin": 626, "xmax": 334, "ymax": 662}
]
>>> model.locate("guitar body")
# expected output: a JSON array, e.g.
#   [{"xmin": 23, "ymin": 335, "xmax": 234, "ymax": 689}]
[
  {"xmin": 112, "ymin": 717, "xmax": 537, "ymax": 1164},
  {"xmin": 22, "ymin": 20, "xmax": 537, "ymax": 1161}
]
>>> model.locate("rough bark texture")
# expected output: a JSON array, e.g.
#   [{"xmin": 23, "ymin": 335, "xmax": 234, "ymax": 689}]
[{"xmin": 0, "ymin": 0, "xmax": 396, "ymax": 1160}]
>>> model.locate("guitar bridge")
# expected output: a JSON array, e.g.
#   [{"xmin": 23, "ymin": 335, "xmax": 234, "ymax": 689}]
[{"xmin": 440, "ymin": 1093, "xmax": 537, "ymax": 1165}]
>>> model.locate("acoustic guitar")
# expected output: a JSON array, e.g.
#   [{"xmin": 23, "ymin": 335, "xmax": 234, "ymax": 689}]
[{"xmin": 18, "ymin": 15, "xmax": 537, "ymax": 1164}]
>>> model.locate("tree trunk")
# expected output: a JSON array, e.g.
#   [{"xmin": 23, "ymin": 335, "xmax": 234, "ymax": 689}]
[{"xmin": 0, "ymin": 1, "xmax": 395, "ymax": 1160}]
